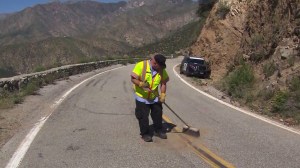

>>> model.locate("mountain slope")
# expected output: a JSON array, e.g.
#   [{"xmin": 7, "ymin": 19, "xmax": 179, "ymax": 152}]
[
  {"xmin": 84, "ymin": 0, "xmax": 198, "ymax": 47},
  {"xmin": 129, "ymin": 19, "xmax": 205, "ymax": 57},
  {"xmin": 0, "ymin": 37, "xmax": 107, "ymax": 73},
  {"xmin": 0, "ymin": 1, "xmax": 126, "ymax": 46},
  {"xmin": 0, "ymin": 0, "xmax": 198, "ymax": 75}
]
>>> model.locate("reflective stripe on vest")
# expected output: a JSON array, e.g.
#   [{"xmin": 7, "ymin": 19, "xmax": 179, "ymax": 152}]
[{"xmin": 141, "ymin": 60, "xmax": 147, "ymax": 82}]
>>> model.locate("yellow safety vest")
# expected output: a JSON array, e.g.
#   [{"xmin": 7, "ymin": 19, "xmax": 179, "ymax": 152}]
[{"xmin": 131, "ymin": 60, "xmax": 169, "ymax": 100}]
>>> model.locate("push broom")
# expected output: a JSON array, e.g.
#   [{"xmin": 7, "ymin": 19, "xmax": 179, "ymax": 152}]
[
  {"xmin": 146, "ymin": 86, "xmax": 200, "ymax": 137},
  {"xmin": 163, "ymin": 102, "xmax": 200, "ymax": 137}
]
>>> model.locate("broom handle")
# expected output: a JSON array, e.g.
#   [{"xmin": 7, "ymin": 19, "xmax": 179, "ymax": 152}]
[
  {"xmin": 151, "ymin": 91, "xmax": 191, "ymax": 127},
  {"xmin": 163, "ymin": 102, "xmax": 190, "ymax": 127}
]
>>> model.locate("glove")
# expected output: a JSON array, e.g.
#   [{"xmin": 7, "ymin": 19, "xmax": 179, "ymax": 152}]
[
  {"xmin": 139, "ymin": 81, "xmax": 149, "ymax": 88},
  {"xmin": 159, "ymin": 93, "xmax": 166, "ymax": 103}
]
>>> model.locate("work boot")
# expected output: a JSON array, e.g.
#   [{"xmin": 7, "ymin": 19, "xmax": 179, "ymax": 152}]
[
  {"xmin": 141, "ymin": 134, "xmax": 153, "ymax": 142},
  {"xmin": 155, "ymin": 130, "xmax": 167, "ymax": 139}
]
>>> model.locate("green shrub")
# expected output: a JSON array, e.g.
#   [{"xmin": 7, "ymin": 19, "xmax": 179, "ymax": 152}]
[
  {"xmin": 290, "ymin": 77, "xmax": 300, "ymax": 102},
  {"xmin": 248, "ymin": 33, "xmax": 268, "ymax": 62},
  {"xmin": 0, "ymin": 90, "xmax": 12, "ymax": 109},
  {"xmin": 0, "ymin": 74, "xmax": 60, "ymax": 109},
  {"xmin": 250, "ymin": 49, "xmax": 267, "ymax": 63},
  {"xmin": 287, "ymin": 56, "xmax": 295, "ymax": 67},
  {"xmin": 245, "ymin": 92, "xmax": 255, "ymax": 104},
  {"xmin": 34, "ymin": 65, "xmax": 46, "ymax": 72},
  {"xmin": 12, "ymin": 94, "xmax": 23, "ymax": 104},
  {"xmin": 0, "ymin": 78, "xmax": 44, "ymax": 109},
  {"xmin": 250, "ymin": 33, "xmax": 264, "ymax": 49},
  {"xmin": 216, "ymin": 1, "xmax": 230, "ymax": 19},
  {"xmin": 48, "ymin": 62, "xmax": 63, "ymax": 69},
  {"xmin": 225, "ymin": 64, "xmax": 235, "ymax": 76},
  {"xmin": 278, "ymin": 82, "xmax": 300, "ymax": 123},
  {"xmin": 0, "ymin": 90, "xmax": 23, "ymax": 109},
  {"xmin": 263, "ymin": 62, "xmax": 277, "ymax": 78},
  {"xmin": 127, "ymin": 57, "xmax": 136, "ymax": 64},
  {"xmin": 79, "ymin": 57, "xmax": 94, "ymax": 63},
  {"xmin": 42, "ymin": 74, "xmax": 57, "ymax": 85},
  {"xmin": 224, "ymin": 64, "xmax": 255, "ymax": 98},
  {"xmin": 280, "ymin": 106, "xmax": 300, "ymax": 124},
  {"xmin": 258, "ymin": 88, "xmax": 275, "ymax": 101},
  {"xmin": 105, "ymin": 56, "xmax": 115, "ymax": 60},
  {"xmin": 21, "ymin": 79, "xmax": 40, "ymax": 96},
  {"xmin": 272, "ymin": 91, "xmax": 289, "ymax": 113},
  {"xmin": 290, "ymin": 77, "xmax": 300, "ymax": 92}
]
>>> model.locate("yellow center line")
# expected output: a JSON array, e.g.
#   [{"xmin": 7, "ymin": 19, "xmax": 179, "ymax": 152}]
[{"xmin": 162, "ymin": 114, "xmax": 235, "ymax": 168}]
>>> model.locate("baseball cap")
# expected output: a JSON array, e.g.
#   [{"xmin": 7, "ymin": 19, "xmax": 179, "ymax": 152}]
[{"xmin": 154, "ymin": 54, "xmax": 166, "ymax": 68}]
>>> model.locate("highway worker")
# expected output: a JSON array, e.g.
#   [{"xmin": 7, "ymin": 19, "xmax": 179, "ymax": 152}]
[{"xmin": 131, "ymin": 54, "xmax": 169, "ymax": 142}]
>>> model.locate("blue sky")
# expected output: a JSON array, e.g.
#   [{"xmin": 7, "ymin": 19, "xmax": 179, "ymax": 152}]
[{"xmin": 0, "ymin": 0, "xmax": 125, "ymax": 13}]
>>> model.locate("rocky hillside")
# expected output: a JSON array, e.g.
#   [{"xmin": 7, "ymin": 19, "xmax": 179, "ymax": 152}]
[
  {"xmin": 0, "ymin": 0, "xmax": 198, "ymax": 75},
  {"xmin": 190, "ymin": 0, "xmax": 300, "ymax": 124},
  {"xmin": 0, "ymin": 13, "xmax": 10, "ymax": 20}
]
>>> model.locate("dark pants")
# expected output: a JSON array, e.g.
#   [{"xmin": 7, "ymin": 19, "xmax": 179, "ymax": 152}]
[{"xmin": 135, "ymin": 100, "xmax": 163, "ymax": 136}]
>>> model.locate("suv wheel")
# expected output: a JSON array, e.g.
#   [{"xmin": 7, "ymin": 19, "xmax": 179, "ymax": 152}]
[
  {"xmin": 179, "ymin": 68, "xmax": 183, "ymax": 74},
  {"xmin": 205, "ymin": 72, "xmax": 211, "ymax": 79}
]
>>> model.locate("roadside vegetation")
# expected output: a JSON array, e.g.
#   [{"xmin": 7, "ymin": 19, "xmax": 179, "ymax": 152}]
[
  {"xmin": 222, "ymin": 63, "xmax": 255, "ymax": 102},
  {"xmin": 0, "ymin": 75, "xmax": 57, "ymax": 109},
  {"xmin": 220, "ymin": 55, "xmax": 300, "ymax": 124},
  {"xmin": 216, "ymin": 0, "xmax": 230, "ymax": 19}
]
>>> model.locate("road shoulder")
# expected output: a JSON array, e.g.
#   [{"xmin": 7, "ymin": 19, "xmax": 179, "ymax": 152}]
[
  {"xmin": 174, "ymin": 65, "xmax": 300, "ymax": 132},
  {"xmin": 0, "ymin": 65, "xmax": 122, "ymax": 148}
]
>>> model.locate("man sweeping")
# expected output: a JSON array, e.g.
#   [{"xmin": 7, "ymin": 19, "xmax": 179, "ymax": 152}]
[{"xmin": 131, "ymin": 54, "xmax": 169, "ymax": 142}]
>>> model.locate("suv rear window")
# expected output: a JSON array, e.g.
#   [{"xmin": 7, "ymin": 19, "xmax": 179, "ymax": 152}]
[{"xmin": 188, "ymin": 58, "xmax": 205, "ymax": 64}]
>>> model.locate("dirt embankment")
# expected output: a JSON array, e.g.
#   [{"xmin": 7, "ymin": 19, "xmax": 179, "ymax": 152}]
[
  {"xmin": 192, "ymin": 0, "xmax": 300, "ymax": 83},
  {"xmin": 191, "ymin": 0, "xmax": 249, "ymax": 81},
  {"xmin": 190, "ymin": 0, "xmax": 300, "ymax": 124}
]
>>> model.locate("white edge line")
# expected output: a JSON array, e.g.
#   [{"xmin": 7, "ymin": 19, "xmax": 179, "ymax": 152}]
[
  {"xmin": 5, "ymin": 66, "xmax": 124, "ymax": 168},
  {"xmin": 172, "ymin": 64, "xmax": 300, "ymax": 136},
  {"xmin": 5, "ymin": 116, "xmax": 49, "ymax": 168}
]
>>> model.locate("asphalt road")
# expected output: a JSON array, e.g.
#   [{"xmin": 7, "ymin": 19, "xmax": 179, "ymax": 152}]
[{"xmin": 1, "ymin": 57, "xmax": 300, "ymax": 168}]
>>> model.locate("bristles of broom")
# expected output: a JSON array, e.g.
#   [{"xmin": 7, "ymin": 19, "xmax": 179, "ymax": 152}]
[{"xmin": 182, "ymin": 125, "xmax": 200, "ymax": 137}]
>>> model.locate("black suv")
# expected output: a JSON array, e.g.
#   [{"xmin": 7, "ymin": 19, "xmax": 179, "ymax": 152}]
[{"xmin": 180, "ymin": 56, "xmax": 211, "ymax": 78}]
